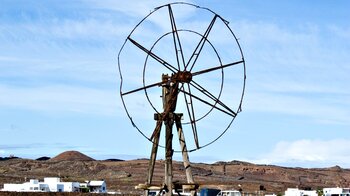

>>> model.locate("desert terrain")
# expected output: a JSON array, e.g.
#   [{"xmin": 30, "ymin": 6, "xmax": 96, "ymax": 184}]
[{"xmin": 1, "ymin": 151, "xmax": 350, "ymax": 195}]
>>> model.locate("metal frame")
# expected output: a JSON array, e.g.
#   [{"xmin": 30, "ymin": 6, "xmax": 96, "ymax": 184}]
[{"xmin": 118, "ymin": 2, "xmax": 246, "ymax": 195}]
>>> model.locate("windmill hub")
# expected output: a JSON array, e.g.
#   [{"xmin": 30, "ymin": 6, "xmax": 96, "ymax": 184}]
[{"xmin": 172, "ymin": 71, "xmax": 192, "ymax": 84}]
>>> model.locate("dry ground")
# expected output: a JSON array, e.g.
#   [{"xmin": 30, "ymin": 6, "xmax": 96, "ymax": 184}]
[{"xmin": 1, "ymin": 152, "xmax": 350, "ymax": 195}]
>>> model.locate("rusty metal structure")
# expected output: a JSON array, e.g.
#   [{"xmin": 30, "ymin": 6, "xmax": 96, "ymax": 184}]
[{"xmin": 118, "ymin": 2, "xmax": 246, "ymax": 196}]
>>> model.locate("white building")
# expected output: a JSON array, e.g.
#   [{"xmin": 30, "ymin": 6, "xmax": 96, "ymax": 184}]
[
  {"xmin": 323, "ymin": 188, "xmax": 350, "ymax": 196},
  {"xmin": 284, "ymin": 188, "xmax": 317, "ymax": 196},
  {"xmin": 88, "ymin": 180, "xmax": 107, "ymax": 193},
  {"xmin": 1, "ymin": 177, "xmax": 104, "ymax": 193},
  {"xmin": 3, "ymin": 179, "xmax": 47, "ymax": 192}
]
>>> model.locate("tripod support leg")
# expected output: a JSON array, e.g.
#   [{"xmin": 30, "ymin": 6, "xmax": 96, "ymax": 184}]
[
  {"xmin": 175, "ymin": 116, "xmax": 194, "ymax": 183},
  {"xmin": 164, "ymin": 117, "xmax": 174, "ymax": 196},
  {"xmin": 145, "ymin": 120, "xmax": 162, "ymax": 196},
  {"xmin": 175, "ymin": 115, "xmax": 196, "ymax": 196}
]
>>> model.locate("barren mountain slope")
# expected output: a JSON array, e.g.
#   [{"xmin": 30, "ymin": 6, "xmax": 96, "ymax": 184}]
[{"xmin": 0, "ymin": 155, "xmax": 349, "ymax": 194}]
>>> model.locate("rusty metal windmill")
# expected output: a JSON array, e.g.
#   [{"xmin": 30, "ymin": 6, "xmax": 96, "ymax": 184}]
[{"xmin": 118, "ymin": 2, "xmax": 246, "ymax": 196}]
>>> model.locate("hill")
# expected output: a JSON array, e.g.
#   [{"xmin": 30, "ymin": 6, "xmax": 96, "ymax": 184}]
[
  {"xmin": 0, "ymin": 153, "xmax": 349, "ymax": 194},
  {"xmin": 50, "ymin": 151, "xmax": 95, "ymax": 162}
]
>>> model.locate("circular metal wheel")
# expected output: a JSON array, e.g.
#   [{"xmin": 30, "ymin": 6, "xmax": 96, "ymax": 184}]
[{"xmin": 118, "ymin": 2, "xmax": 246, "ymax": 152}]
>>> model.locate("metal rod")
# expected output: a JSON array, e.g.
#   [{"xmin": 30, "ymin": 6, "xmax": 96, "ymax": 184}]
[
  {"xmin": 168, "ymin": 5, "xmax": 186, "ymax": 70},
  {"xmin": 182, "ymin": 84, "xmax": 199, "ymax": 149},
  {"xmin": 186, "ymin": 15, "xmax": 217, "ymax": 71},
  {"xmin": 122, "ymin": 81, "xmax": 164, "ymax": 96},
  {"xmin": 190, "ymin": 80, "xmax": 237, "ymax": 116},
  {"xmin": 192, "ymin": 60, "xmax": 244, "ymax": 76},
  {"xmin": 128, "ymin": 37, "xmax": 178, "ymax": 73},
  {"xmin": 179, "ymin": 88, "xmax": 236, "ymax": 117}
]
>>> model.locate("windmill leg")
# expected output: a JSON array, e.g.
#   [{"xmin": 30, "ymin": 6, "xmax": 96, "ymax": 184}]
[
  {"xmin": 146, "ymin": 120, "xmax": 162, "ymax": 196},
  {"xmin": 175, "ymin": 114, "xmax": 196, "ymax": 196},
  {"xmin": 164, "ymin": 117, "xmax": 174, "ymax": 196}
]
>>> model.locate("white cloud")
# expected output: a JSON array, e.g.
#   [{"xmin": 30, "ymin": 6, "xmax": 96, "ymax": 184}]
[
  {"xmin": 328, "ymin": 25, "xmax": 350, "ymax": 40},
  {"xmin": 1, "ymin": 19, "xmax": 130, "ymax": 43},
  {"xmin": 0, "ymin": 143, "xmax": 93, "ymax": 158},
  {"xmin": 234, "ymin": 21, "xmax": 319, "ymax": 48},
  {"xmin": 0, "ymin": 84, "xmax": 120, "ymax": 116},
  {"xmin": 226, "ymin": 19, "xmax": 350, "ymax": 125},
  {"xmin": 0, "ymin": 57, "xmax": 118, "ymax": 86},
  {"xmin": 245, "ymin": 90, "xmax": 350, "ymax": 125},
  {"xmin": 46, "ymin": 19, "xmax": 130, "ymax": 40},
  {"xmin": 250, "ymin": 139, "xmax": 350, "ymax": 167},
  {"xmin": 234, "ymin": 20, "xmax": 349, "ymax": 70},
  {"xmin": 0, "ymin": 56, "xmax": 22, "ymax": 62},
  {"xmin": 84, "ymin": 0, "xmax": 192, "ymax": 18}
]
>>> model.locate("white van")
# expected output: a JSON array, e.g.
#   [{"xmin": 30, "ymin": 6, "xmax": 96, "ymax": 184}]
[{"xmin": 217, "ymin": 190, "xmax": 241, "ymax": 196}]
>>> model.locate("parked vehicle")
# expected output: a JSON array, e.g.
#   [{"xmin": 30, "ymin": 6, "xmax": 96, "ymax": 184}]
[
  {"xmin": 217, "ymin": 190, "xmax": 241, "ymax": 196},
  {"xmin": 200, "ymin": 188, "xmax": 221, "ymax": 196}
]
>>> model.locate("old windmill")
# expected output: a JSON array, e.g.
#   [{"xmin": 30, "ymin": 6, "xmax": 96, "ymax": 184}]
[{"xmin": 118, "ymin": 2, "xmax": 246, "ymax": 196}]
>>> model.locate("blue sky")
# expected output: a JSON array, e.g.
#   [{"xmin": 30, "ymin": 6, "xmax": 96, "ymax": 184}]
[{"xmin": 1, "ymin": 0, "xmax": 349, "ymax": 168}]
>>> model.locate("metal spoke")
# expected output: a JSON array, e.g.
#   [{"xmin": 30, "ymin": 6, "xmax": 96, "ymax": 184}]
[
  {"xmin": 122, "ymin": 81, "xmax": 164, "ymax": 96},
  {"xmin": 181, "ymin": 84, "xmax": 199, "ymax": 149},
  {"xmin": 185, "ymin": 15, "xmax": 217, "ymax": 71},
  {"xmin": 190, "ymin": 80, "xmax": 237, "ymax": 117},
  {"xmin": 192, "ymin": 60, "xmax": 244, "ymax": 76},
  {"xmin": 168, "ymin": 5, "xmax": 186, "ymax": 70},
  {"xmin": 128, "ymin": 37, "xmax": 178, "ymax": 73},
  {"xmin": 178, "ymin": 87, "xmax": 236, "ymax": 117}
]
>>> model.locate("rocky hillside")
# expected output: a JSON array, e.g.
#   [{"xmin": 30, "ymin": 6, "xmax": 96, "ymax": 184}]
[
  {"xmin": 0, "ymin": 151, "xmax": 349, "ymax": 194},
  {"xmin": 50, "ymin": 151, "xmax": 95, "ymax": 162}
]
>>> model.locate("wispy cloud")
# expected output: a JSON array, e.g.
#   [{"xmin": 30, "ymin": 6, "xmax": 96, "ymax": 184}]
[
  {"xmin": 0, "ymin": 142, "xmax": 90, "ymax": 158},
  {"xmin": 0, "ymin": 2, "xmax": 125, "ymax": 117},
  {"xmin": 249, "ymin": 139, "xmax": 350, "ymax": 168},
  {"xmin": 1, "ymin": 1, "xmax": 349, "ymax": 167},
  {"xmin": 328, "ymin": 25, "xmax": 350, "ymax": 40},
  {"xmin": 84, "ymin": 0, "xmax": 191, "ymax": 18},
  {"xmin": 228, "ymin": 20, "xmax": 350, "ymax": 125},
  {"xmin": 245, "ymin": 91, "xmax": 350, "ymax": 125},
  {"xmin": 234, "ymin": 20, "xmax": 349, "ymax": 73},
  {"xmin": 0, "ymin": 143, "xmax": 44, "ymax": 150},
  {"xmin": 20, "ymin": 19, "xmax": 130, "ymax": 41},
  {"xmin": 0, "ymin": 57, "xmax": 118, "ymax": 86},
  {"xmin": 0, "ymin": 84, "xmax": 120, "ymax": 116}
]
